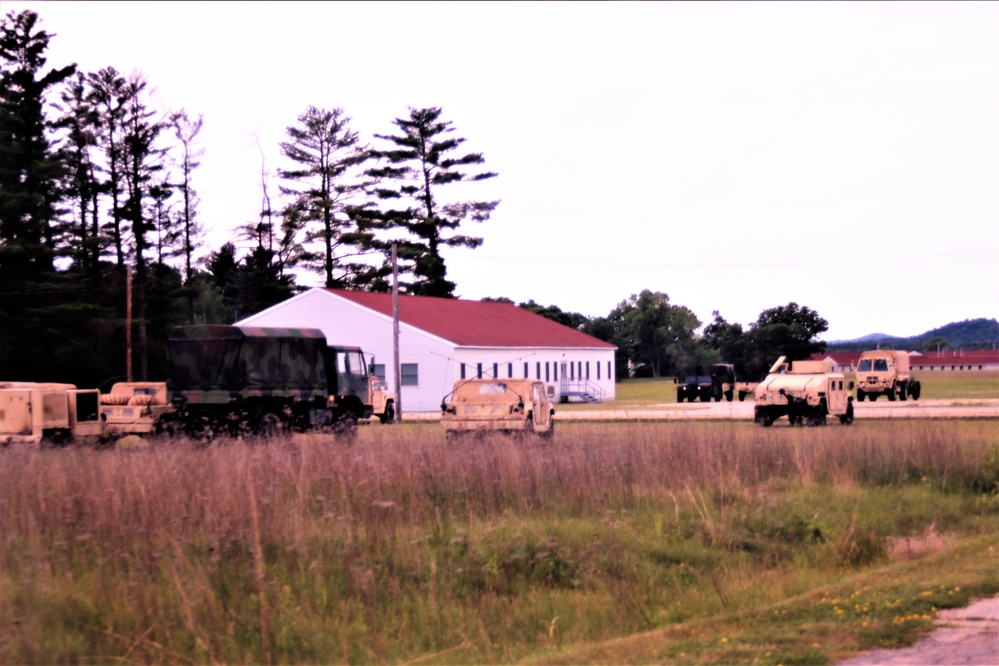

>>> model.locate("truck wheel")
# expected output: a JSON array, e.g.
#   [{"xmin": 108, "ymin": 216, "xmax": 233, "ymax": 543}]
[
  {"xmin": 738, "ymin": 391, "xmax": 746, "ymax": 402},
  {"xmin": 540, "ymin": 420, "xmax": 555, "ymax": 442},
  {"xmin": 898, "ymin": 382, "xmax": 908, "ymax": 401},
  {"xmin": 868, "ymin": 393, "xmax": 877, "ymax": 402},
  {"xmin": 676, "ymin": 390, "xmax": 684, "ymax": 403},
  {"xmin": 910, "ymin": 382, "xmax": 921, "ymax": 400},
  {"xmin": 725, "ymin": 390, "xmax": 734, "ymax": 402},
  {"xmin": 379, "ymin": 402, "xmax": 395, "ymax": 424},
  {"xmin": 255, "ymin": 411, "xmax": 285, "ymax": 438},
  {"xmin": 840, "ymin": 402, "xmax": 854, "ymax": 425},
  {"xmin": 886, "ymin": 389, "xmax": 896, "ymax": 402},
  {"xmin": 856, "ymin": 390, "xmax": 865, "ymax": 402}
]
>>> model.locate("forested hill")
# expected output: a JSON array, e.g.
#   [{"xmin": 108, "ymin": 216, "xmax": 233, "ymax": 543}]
[{"xmin": 827, "ymin": 318, "xmax": 999, "ymax": 352}]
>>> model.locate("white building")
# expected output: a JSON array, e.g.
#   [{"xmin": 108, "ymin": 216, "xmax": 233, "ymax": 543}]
[{"xmin": 237, "ymin": 288, "xmax": 617, "ymax": 413}]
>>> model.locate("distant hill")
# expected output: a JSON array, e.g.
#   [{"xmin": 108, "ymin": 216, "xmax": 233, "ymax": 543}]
[{"xmin": 827, "ymin": 318, "xmax": 999, "ymax": 352}]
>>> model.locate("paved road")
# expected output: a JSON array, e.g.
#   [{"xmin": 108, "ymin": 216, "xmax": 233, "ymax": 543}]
[{"xmin": 839, "ymin": 595, "xmax": 999, "ymax": 665}]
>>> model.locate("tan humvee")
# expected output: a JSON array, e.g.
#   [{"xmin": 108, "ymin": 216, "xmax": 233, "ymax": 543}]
[
  {"xmin": 441, "ymin": 378, "xmax": 555, "ymax": 442},
  {"xmin": 855, "ymin": 350, "xmax": 921, "ymax": 402},
  {"xmin": 753, "ymin": 357, "xmax": 854, "ymax": 427},
  {"xmin": 100, "ymin": 381, "xmax": 175, "ymax": 435},
  {"xmin": 1, "ymin": 381, "xmax": 103, "ymax": 445}
]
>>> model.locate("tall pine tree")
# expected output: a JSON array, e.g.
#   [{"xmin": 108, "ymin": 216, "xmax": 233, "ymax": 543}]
[{"xmin": 360, "ymin": 106, "xmax": 499, "ymax": 297}]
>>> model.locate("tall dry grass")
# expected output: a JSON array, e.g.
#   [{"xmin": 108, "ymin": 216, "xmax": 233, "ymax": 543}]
[{"xmin": 1, "ymin": 420, "xmax": 996, "ymax": 663}]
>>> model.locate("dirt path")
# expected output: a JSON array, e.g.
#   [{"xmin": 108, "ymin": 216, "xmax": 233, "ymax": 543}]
[{"xmin": 838, "ymin": 595, "xmax": 999, "ymax": 665}]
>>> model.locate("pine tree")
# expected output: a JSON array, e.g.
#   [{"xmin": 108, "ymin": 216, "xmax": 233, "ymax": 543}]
[
  {"xmin": 279, "ymin": 106, "xmax": 375, "ymax": 288},
  {"xmin": 361, "ymin": 106, "xmax": 499, "ymax": 297}
]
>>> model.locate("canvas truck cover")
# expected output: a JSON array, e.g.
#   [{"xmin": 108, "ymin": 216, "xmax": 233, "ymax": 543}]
[{"xmin": 167, "ymin": 325, "xmax": 328, "ymax": 397}]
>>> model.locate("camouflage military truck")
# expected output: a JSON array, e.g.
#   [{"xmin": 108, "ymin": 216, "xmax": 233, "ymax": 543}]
[
  {"xmin": 100, "ymin": 381, "xmax": 175, "ymax": 436},
  {"xmin": 855, "ymin": 350, "xmax": 921, "ymax": 402},
  {"xmin": 441, "ymin": 378, "xmax": 555, "ymax": 443},
  {"xmin": 1, "ymin": 381, "xmax": 103, "ymax": 446},
  {"xmin": 167, "ymin": 325, "xmax": 334, "ymax": 436},
  {"xmin": 753, "ymin": 356, "xmax": 855, "ymax": 427}
]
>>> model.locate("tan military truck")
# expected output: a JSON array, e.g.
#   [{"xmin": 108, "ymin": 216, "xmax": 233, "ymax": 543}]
[
  {"xmin": 753, "ymin": 357, "xmax": 855, "ymax": 427},
  {"xmin": 854, "ymin": 350, "xmax": 921, "ymax": 402},
  {"xmin": 1, "ymin": 381, "xmax": 103, "ymax": 446},
  {"xmin": 441, "ymin": 378, "xmax": 555, "ymax": 442},
  {"xmin": 100, "ymin": 381, "xmax": 175, "ymax": 436}
]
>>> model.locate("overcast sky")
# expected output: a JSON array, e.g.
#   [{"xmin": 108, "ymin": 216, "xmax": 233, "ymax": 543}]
[{"xmin": 10, "ymin": 1, "xmax": 999, "ymax": 341}]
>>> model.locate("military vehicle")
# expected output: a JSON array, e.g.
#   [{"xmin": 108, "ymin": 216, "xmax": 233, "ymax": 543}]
[
  {"xmin": 753, "ymin": 356, "xmax": 854, "ymax": 427},
  {"xmin": 166, "ymin": 325, "xmax": 392, "ymax": 437},
  {"xmin": 855, "ymin": 350, "xmax": 920, "ymax": 402},
  {"xmin": 675, "ymin": 364, "xmax": 757, "ymax": 402},
  {"xmin": 1, "ymin": 381, "xmax": 103, "ymax": 446},
  {"xmin": 441, "ymin": 378, "xmax": 555, "ymax": 442},
  {"xmin": 100, "ymin": 381, "xmax": 175, "ymax": 436}
]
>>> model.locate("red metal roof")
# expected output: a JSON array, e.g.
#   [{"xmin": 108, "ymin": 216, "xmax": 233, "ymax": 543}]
[{"xmin": 323, "ymin": 289, "xmax": 616, "ymax": 349}]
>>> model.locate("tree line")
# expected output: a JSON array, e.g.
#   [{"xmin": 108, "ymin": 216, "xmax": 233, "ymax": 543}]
[
  {"xmin": 1, "ymin": 9, "xmax": 827, "ymax": 389},
  {"xmin": 0, "ymin": 9, "xmax": 498, "ymax": 386}
]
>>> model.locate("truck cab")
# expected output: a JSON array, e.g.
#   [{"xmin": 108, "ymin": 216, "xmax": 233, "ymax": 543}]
[{"xmin": 325, "ymin": 347, "xmax": 395, "ymax": 423}]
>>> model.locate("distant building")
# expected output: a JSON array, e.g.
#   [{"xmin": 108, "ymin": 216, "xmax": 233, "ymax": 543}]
[{"xmin": 237, "ymin": 288, "xmax": 617, "ymax": 412}]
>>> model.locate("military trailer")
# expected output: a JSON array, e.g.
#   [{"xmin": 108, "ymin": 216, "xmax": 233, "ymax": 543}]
[
  {"xmin": 855, "ymin": 350, "xmax": 920, "ymax": 402},
  {"xmin": 100, "ymin": 381, "xmax": 175, "ymax": 436},
  {"xmin": 441, "ymin": 378, "xmax": 555, "ymax": 443},
  {"xmin": 753, "ymin": 357, "xmax": 854, "ymax": 427},
  {"xmin": 1, "ymin": 381, "xmax": 103, "ymax": 446}
]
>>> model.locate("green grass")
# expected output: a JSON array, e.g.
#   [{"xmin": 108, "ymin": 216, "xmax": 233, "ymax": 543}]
[{"xmin": 2, "ymin": 420, "xmax": 998, "ymax": 664}]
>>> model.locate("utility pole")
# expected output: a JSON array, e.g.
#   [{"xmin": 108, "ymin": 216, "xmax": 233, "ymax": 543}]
[
  {"xmin": 392, "ymin": 243, "xmax": 402, "ymax": 422},
  {"xmin": 126, "ymin": 267, "xmax": 133, "ymax": 382}
]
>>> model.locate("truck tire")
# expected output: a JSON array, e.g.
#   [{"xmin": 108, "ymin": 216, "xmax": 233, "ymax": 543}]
[
  {"xmin": 676, "ymin": 389, "xmax": 684, "ymax": 403},
  {"xmin": 868, "ymin": 393, "xmax": 877, "ymax": 402},
  {"xmin": 857, "ymin": 390, "xmax": 865, "ymax": 402},
  {"xmin": 840, "ymin": 401, "xmax": 854, "ymax": 425},
  {"xmin": 738, "ymin": 391, "xmax": 747, "ymax": 402},
  {"xmin": 379, "ymin": 402, "xmax": 395, "ymax": 424},
  {"xmin": 725, "ymin": 390, "xmax": 734, "ymax": 402},
  {"xmin": 886, "ymin": 388, "xmax": 896, "ymax": 402},
  {"xmin": 910, "ymin": 382, "xmax": 921, "ymax": 400}
]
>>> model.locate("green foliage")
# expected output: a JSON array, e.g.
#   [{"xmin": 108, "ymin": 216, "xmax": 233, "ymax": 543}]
[
  {"xmin": 610, "ymin": 290, "xmax": 701, "ymax": 378},
  {"xmin": 357, "ymin": 106, "xmax": 499, "ymax": 297}
]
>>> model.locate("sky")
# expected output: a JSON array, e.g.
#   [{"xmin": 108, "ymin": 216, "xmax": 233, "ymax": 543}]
[{"xmin": 9, "ymin": 1, "xmax": 999, "ymax": 342}]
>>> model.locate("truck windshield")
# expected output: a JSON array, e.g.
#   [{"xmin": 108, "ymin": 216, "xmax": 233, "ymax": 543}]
[
  {"xmin": 874, "ymin": 359, "xmax": 889, "ymax": 371},
  {"xmin": 858, "ymin": 360, "xmax": 872, "ymax": 372}
]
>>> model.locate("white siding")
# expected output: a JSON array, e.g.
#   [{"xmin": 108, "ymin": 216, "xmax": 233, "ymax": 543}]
[{"xmin": 237, "ymin": 289, "xmax": 616, "ymax": 412}]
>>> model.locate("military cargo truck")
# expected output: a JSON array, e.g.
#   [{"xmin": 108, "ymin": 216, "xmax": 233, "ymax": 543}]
[
  {"xmin": 441, "ymin": 378, "xmax": 555, "ymax": 443},
  {"xmin": 167, "ymin": 326, "xmax": 392, "ymax": 437},
  {"xmin": 1, "ymin": 382, "xmax": 103, "ymax": 446},
  {"xmin": 675, "ymin": 364, "xmax": 751, "ymax": 402},
  {"xmin": 753, "ymin": 357, "xmax": 854, "ymax": 427},
  {"xmin": 855, "ymin": 350, "xmax": 920, "ymax": 402}
]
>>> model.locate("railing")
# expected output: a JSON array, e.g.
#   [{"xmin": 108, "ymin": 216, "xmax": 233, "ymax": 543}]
[{"xmin": 559, "ymin": 378, "xmax": 606, "ymax": 403}]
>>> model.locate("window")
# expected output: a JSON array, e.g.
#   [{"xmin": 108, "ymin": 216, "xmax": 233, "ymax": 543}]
[
  {"xmin": 372, "ymin": 364, "xmax": 387, "ymax": 382},
  {"xmin": 586, "ymin": 361, "xmax": 590, "ymax": 379},
  {"xmin": 493, "ymin": 363, "xmax": 499, "ymax": 379},
  {"xmin": 460, "ymin": 363, "xmax": 466, "ymax": 380},
  {"xmin": 401, "ymin": 363, "xmax": 419, "ymax": 386},
  {"xmin": 570, "ymin": 362, "xmax": 574, "ymax": 380},
  {"xmin": 545, "ymin": 362, "xmax": 550, "ymax": 382},
  {"xmin": 597, "ymin": 362, "xmax": 601, "ymax": 380},
  {"xmin": 508, "ymin": 363, "xmax": 513, "ymax": 378},
  {"xmin": 477, "ymin": 363, "xmax": 483, "ymax": 379},
  {"xmin": 537, "ymin": 362, "xmax": 541, "ymax": 379},
  {"xmin": 524, "ymin": 362, "xmax": 529, "ymax": 378},
  {"xmin": 607, "ymin": 361, "xmax": 611, "ymax": 379},
  {"xmin": 554, "ymin": 363, "xmax": 558, "ymax": 381}
]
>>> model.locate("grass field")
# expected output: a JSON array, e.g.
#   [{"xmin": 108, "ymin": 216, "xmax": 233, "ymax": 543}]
[{"xmin": 2, "ymin": 418, "xmax": 997, "ymax": 664}]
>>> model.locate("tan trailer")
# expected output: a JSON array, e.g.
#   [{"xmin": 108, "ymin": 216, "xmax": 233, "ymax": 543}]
[{"xmin": 1, "ymin": 381, "xmax": 103, "ymax": 446}]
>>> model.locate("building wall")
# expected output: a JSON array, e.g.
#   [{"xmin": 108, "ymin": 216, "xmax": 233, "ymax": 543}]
[{"xmin": 238, "ymin": 290, "xmax": 616, "ymax": 412}]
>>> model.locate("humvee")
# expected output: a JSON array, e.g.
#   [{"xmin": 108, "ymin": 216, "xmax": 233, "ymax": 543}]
[
  {"xmin": 753, "ymin": 357, "xmax": 854, "ymax": 427},
  {"xmin": 855, "ymin": 350, "xmax": 920, "ymax": 402},
  {"xmin": 441, "ymin": 378, "xmax": 555, "ymax": 442}
]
